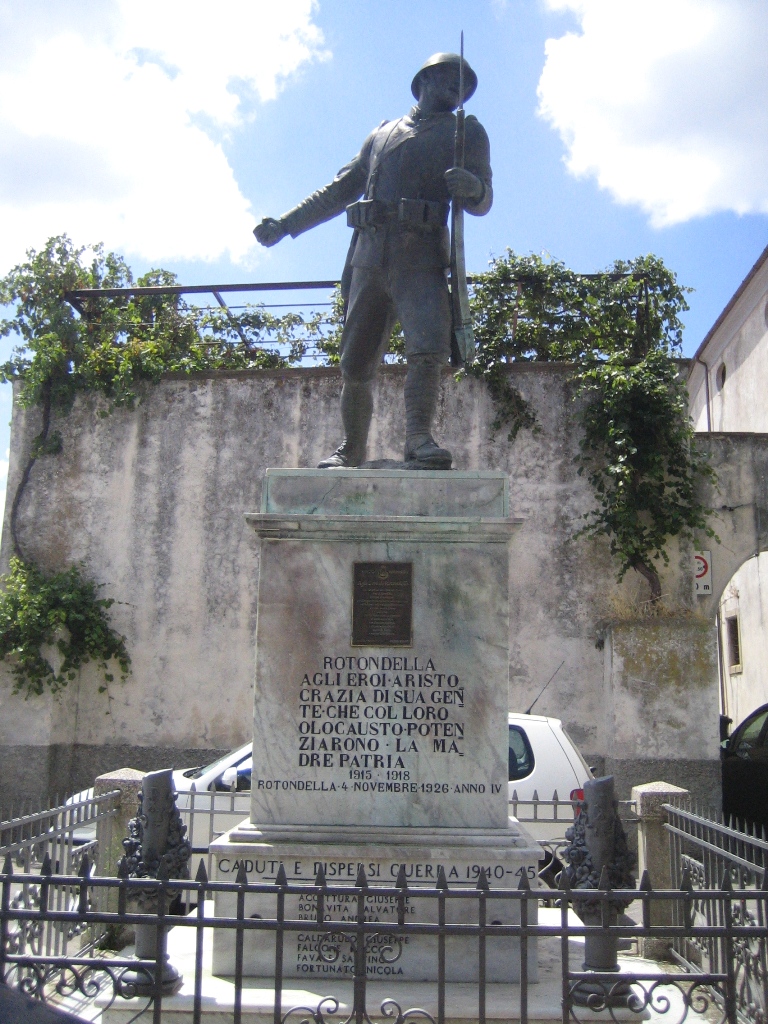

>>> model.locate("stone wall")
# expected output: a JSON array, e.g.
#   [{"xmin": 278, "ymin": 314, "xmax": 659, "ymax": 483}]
[{"xmin": 1, "ymin": 365, "xmax": 762, "ymax": 808}]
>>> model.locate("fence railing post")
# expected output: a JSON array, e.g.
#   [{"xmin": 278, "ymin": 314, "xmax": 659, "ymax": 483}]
[
  {"xmin": 94, "ymin": 768, "xmax": 145, "ymax": 931},
  {"xmin": 631, "ymin": 780, "xmax": 689, "ymax": 959},
  {"xmin": 94, "ymin": 769, "xmax": 146, "ymax": 878}
]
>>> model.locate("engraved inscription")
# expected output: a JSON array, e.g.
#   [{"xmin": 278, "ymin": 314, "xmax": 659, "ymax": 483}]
[
  {"xmin": 215, "ymin": 855, "xmax": 536, "ymax": 977},
  {"xmin": 250, "ymin": 653, "xmax": 508, "ymax": 798},
  {"xmin": 352, "ymin": 562, "xmax": 412, "ymax": 647}
]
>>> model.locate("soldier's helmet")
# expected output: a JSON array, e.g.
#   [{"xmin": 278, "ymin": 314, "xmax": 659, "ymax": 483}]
[{"xmin": 411, "ymin": 53, "xmax": 478, "ymax": 103}]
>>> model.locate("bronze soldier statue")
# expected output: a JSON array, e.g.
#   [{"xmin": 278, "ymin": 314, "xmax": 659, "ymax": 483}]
[{"xmin": 254, "ymin": 53, "xmax": 492, "ymax": 470}]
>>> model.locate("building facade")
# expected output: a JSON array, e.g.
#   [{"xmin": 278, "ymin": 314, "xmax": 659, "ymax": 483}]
[{"xmin": 688, "ymin": 243, "xmax": 768, "ymax": 729}]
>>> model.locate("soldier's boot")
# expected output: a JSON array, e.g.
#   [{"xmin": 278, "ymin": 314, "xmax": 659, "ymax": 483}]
[
  {"xmin": 403, "ymin": 353, "xmax": 452, "ymax": 469},
  {"xmin": 318, "ymin": 377, "xmax": 373, "ymax": 468}
]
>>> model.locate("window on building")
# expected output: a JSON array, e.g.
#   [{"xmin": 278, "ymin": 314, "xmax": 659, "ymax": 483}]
[
  {"xmin": 716, "ymin": 363, "xmax": 727, "ymax": 390},
  {"xmin": 726, "ymin": 614, "xmax": 742, "ymax": 673}
]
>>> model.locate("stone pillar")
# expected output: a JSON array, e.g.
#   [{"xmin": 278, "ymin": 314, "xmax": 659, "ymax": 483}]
[
  {"xmin": 565, "ymin": 776, "xmax": 636, "ymax": 1006},
  {"xmin": 93, "ymin": 767, "xmax": 146, "ymax": 939},
  {"xmin": 631, "ymin": 780, "xmax": 689, "ymax": 960},
  {"xmin": 94, "ymin": 768, "xmax": 146, "ymax": 882}
]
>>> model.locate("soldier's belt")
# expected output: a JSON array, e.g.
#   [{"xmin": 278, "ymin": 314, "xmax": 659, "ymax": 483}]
[{"xmin": 346, "ymin": 199, "xmax": 449, "ymax": 230}]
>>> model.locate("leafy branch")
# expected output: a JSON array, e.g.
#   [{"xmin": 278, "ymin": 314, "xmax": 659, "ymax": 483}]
[
  {"xmin": 576, "ymin": 348, "xmax": 716, "ymax": 599},
  {"xmin": 466, "ymin": 250, "xmax": 716, "ymax": 601},
  {"xmin": 0, "ymin": 558, "xmax": 130, "ymax": 698},
  {"xmin": 0, "ymin": 236, "xmax": 326, "ymax": 414}
]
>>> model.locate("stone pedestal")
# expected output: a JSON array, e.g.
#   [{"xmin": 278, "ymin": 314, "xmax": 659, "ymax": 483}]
[
  {"xmin": 93, "ymin": 768, "xmax": 146, "ymax": 946},
  {"xmin": 94, "ymin": 768, "xmax": 146, "ymax": 884},
  {"xmin": 212, "ymin": 469, "xmax": 539, "ymax": 982},
  {"xmin": 632, "ymin": 781, "xmax": 689, "ymax": 960},
  {"xmin": 212, "ymin": 822, "xmax": 540, "ymax": 982},
  {"xmin": 100, "ymin": 904, "xmax": 657, "ymax": 1023}
]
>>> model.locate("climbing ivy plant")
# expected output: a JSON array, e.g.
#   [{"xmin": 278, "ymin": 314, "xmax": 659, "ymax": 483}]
[
  {"xmin": 0, "ymin": 558, "xmax": 130, "ymax": 698},
  {"xmin": 467, "ymin": 250, "xmax": 716, "ymax": 601},
  {"xmin": 0, "ymin": 235, "xmax": 331, "ymax": 697},
  {"xmin": 0, "ymin": 235, "xmax": 325, "ymax": 413}
]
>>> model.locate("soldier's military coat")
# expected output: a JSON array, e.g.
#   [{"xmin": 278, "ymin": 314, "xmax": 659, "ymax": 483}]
[{"xmin": 281, "ymin": 107, "xmax": 493, "ymax": 377}]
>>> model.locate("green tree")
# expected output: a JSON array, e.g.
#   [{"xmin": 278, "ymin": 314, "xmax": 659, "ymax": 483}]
[
  {"xmin": 0, "ymin": 235, "xmax": 316, "ymax": 416},
  {"xmin": 0, "ymin": 235, "xmax": 350, "ymax": 696}
]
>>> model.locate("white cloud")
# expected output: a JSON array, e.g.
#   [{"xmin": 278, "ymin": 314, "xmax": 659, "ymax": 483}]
[
  {"xmin": 537, "ymin": 0, "xmax": 768, "ymax": 226},
  {"xmin": 0, "ymin": 0, "xmax": 328, "ymax": 271}
]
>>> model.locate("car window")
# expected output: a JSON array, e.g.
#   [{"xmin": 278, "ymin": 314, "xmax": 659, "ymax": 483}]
[
  {"xmin": 733, "ymin": 710, "xmax": 768, "ymax": 757},
  {"xmin": 235, "ymin": 758, "xmax": 252, "ymax": 791},
  {"xmin": 509, "ymin": 725, "xmax": 535, "ymax": 781}
]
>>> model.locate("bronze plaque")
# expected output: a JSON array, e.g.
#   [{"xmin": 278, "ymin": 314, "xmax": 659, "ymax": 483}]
[{"xmin": 352, "ymin": 562, "xmax": 413, "ymax": 647}]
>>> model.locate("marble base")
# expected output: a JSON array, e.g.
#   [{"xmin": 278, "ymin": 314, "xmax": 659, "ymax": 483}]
[
  {"xmin": 210, "ymin": 819, "xmax": 541, "ymax": 982},
  {"xmin": 259, "ymin": 468, "xmax": 509, "ymax": 518},
  {"xmin": 246, "ymin": 469, "xmax": 520, "ymax": 832}
]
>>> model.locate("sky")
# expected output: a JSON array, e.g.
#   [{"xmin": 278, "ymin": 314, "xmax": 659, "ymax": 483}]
[{"xmin": 0, "ymin": 0, "xmax": 767, "ymax": 518}]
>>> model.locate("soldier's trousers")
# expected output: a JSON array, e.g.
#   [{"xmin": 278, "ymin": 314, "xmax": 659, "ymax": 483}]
[{"xmin": 339, "ymin": 262, "xmax": 452, "ymax": 381}]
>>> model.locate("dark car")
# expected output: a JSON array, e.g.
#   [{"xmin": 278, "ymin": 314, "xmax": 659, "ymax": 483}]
[{"xmin": 721, "ymin": 702, "xmax": 768, "ymax": 827}]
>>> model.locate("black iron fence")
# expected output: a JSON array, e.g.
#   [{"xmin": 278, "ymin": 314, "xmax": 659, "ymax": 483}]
[
  {"xmin": 5, "ymin": 792, "xmax": 764, "ymax": 1024},
  {"xmin": 665, "ymin": 800, "xmax": 768, "ymax": 1023},
  {"xmin": 0, "ymin": 790, "xmax": 120, "ymax": 967},
  {"xmin": 58, "ymin": 269, "xmax": 654, "ymax": 372},
  {"xmin": 66, "ymin": 279, "xmax": 347, "ymax": 368},
  {"xmin": 0, "ymin": 786, "xmax": 120, "ymax": 868},
  {"xmin": 0, "ymin": 855, "xmax": 758, "ymax": 1024}
]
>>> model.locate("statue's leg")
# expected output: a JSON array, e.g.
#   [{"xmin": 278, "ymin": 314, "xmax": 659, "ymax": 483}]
[
  {"xmin": 318, "ymin": 267, "xmax": 394, "ymax": 469},
  {"xmin": 393, "ymin": 266, "xmax": 452, "ymax": 468},
  {"xmin": 334, "ymin": 375, "xmax": 374, "ymax": 463},
  {"xmin": 403, "ymin": 353, "xmax": 451, "ymax": 464},
  {"xmin": 317, "ymin": 376, "xmax": 373, "ymax": 468}
]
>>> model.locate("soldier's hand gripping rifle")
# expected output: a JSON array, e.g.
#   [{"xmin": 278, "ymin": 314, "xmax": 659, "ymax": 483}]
[{"xmin": 450, "ymin": 32, "xmax": 476, "ymax": 367}]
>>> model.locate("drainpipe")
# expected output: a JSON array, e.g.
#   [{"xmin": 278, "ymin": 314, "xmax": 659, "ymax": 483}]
[
  {"xmin": 693, "ymin": 356, "xmax": 726, "ymax": 715},
  {"xmin": 693, "ymin": 354, "xmax": 713, "ymax": 433},
  {"xmin": 692, "ymin": 360, "xmax": 729, "ymax": 720}
]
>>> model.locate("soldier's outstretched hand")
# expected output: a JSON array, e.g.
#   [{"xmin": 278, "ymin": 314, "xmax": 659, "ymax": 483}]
[
  {"xmin": 254, "ymin": 217, "xmax": 288, "ymax": 247},
  {"xmin": 444, "ymin": 167, "xmax": 484, "ymax": 202}
]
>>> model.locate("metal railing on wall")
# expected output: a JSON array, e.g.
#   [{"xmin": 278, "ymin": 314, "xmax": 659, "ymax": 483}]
[
  {"xmin": 65, "ymin": 279, "xmax": 347, "ymax": 367},
  {"xmin": 60, "ymin": 271, "xmax": 654, "ymax": 371}
]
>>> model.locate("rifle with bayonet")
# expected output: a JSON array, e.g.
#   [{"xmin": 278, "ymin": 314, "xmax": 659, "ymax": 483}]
[{"xmin": 450, "ymin": 32, "xmax": 475, "ymax": 367}]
